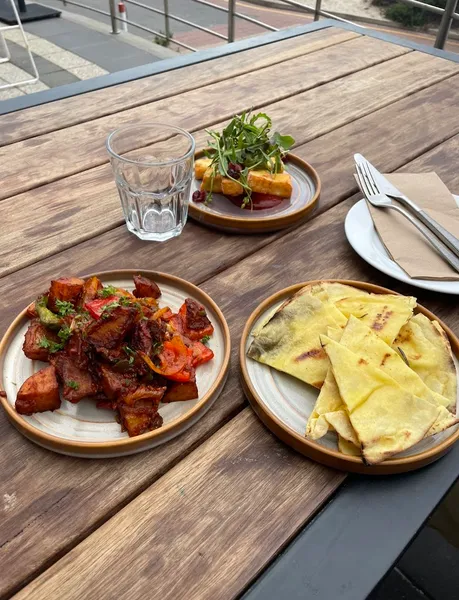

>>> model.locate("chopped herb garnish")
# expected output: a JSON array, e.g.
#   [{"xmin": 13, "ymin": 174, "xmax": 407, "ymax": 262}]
[
  {"xmin": 57, "ymin": 326, "xmax": 72, "ymax": 343},
  {"xmin": 201, "ymin": 335, "xmax": 211, "ymax": 345},
  {"xmin": 55, "ymin": 299, "xmax": 75, "ymax": 316},
  {"xmin": 119, "ymin": 296, "xmax": 131, "ymax": 307},
  {"xmin": 66, "ymin": 380, "xmax": 79, "ymax": 390},
  {"xmin": 123, "ymin": 346, "xmax": 136, "ymax": 365},
  {"xmin": 397, "ymin": 346, "xmax": 410, "ymax": 367},
  {"xmin": 204, "ymin": 111, "xmax": 294, "ymax": 208},
  {"xmin": 99, "ymin": 285, "xmax": 118, "ymax": 298},
  {"xmin": 38, "ymin": 337, "xmax": 64, "ymax": 353},
  {"xmin": 101, "ymin": 301, "xmax": 120, "ymax": 314}
]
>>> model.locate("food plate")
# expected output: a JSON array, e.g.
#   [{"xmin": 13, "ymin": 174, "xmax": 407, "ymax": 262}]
[
  {"xmin": 240, "ymin": 280, "xmax": 459, "ymax": 475},
  {"xmin": 0, "ymin": 270, "xmax": 230, "ymax": 458},
  {"xmin": 345, "ymin": 197, "xmax": 459, "ymax": 295},
  {"xmin": 189, "ymin": 151, "xmax": 321, "ymax": 233}
]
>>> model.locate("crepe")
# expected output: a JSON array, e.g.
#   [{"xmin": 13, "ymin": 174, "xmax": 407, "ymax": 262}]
[
  {"xmin": 338, "ymin": 437, "xmax": 360, "ymax": 456},
  {"xmin": 323, "ymin": 337, "xmax": 441, "ymax": 464},
  {"xmin": 393, "ymin": 313, "xmax": 457, "ymax": 412},
  {"xmin": 335, "ymin": 293, "xmax": 416, "ymax": 345},
  {"xmin": 298, "ymin": 281, "xmax": 368, "ymax": 304},
  {"xmin": 247, "ymin": 287, "xmax": 347, "ymax": 388},
  {"xmin": 307, "ymin": 316, "xmax": 456, "ymax": 443}
]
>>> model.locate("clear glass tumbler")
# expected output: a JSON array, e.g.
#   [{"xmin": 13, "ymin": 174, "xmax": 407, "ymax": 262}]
[{"xmin": 106, "ymin": 123, "xmax": 195, "ymax": 242}]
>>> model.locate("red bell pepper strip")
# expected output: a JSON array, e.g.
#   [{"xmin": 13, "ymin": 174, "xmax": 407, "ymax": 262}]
[{"xmin": 84, "ymin": 295, "xmax": 119, "ymax": 319}]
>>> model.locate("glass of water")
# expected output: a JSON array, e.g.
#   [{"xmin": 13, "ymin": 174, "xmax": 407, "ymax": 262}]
[{"xmin": 106, "ymin": 123, "xmax": 195, "ymax": 242}]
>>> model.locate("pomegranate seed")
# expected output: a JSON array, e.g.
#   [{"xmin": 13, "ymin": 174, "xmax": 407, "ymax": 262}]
[
  {"xmin": 192, "ymin": 190, "xmax": 207, "ymax": 203},
  {"xmin": 228, "ymin": 163, "xmax": 242, "ymax": 180}
]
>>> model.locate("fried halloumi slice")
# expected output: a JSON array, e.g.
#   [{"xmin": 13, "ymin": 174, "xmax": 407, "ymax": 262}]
[
  {"xmin": 247, "ymin": 169, "xmax": 293, "ymax": 198},
  {"xmin": 200, "ymin": 168, "xmax": 244, "ymax": 196},
  {"xmin": 195, "ymin": 158, "xmax": 212, "ymax": 180}
]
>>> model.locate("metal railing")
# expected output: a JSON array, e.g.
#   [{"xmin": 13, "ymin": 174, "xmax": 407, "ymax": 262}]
[{"xmin": 57, "ymin": 0, "xmax": 459, "ymax": 52}]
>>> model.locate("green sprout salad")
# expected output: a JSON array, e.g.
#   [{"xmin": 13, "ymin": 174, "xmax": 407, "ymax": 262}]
[{"xmin": 203, "ymin": 111, "xmax": 294, "ymax": 208}]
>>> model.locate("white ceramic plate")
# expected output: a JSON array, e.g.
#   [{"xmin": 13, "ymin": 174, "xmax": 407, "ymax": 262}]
[
  {"xmin": 345, "ymin": 197, "xmax": 459, "ymax": 295},
  {"xmin": 0, "ymin": 271, "xmax": 230, "ymax": 458},
  {"xmin": 240, "ymin": 281, "xmax": 459, "ymax": 474}
]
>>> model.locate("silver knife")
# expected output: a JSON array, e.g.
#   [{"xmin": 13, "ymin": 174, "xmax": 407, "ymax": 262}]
[{"xmin": 354, "ymin": 154, "xmax": 459, "ymax": 259}]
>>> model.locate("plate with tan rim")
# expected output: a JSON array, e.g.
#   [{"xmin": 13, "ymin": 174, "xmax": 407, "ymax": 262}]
[
  {"xmin": 188, "ymin": 151, "xmax": 321, "ymax": 233},
  {"xmin": 240, "ymin": 279, "xmax": 459, "ymax": 475},
  {"xmin": 0, "ymin": 270, "xmax": 230, "ymax": 458}
]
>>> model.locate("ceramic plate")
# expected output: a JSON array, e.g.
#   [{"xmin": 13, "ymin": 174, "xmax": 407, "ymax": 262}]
[
  {"xmin": 188, "ymin": 152, "xmax": 321, "ymax": 233},
  {"xmin": 345, "ymin": 197, "xmax": 459, "ymax": 295},
  {"xmin": 0, "ymin": 270, "xmax": 230, "ymax": 458},
  {"xmin": 240, "ymin": 280, "xmax": 459, "ymax": 475}
]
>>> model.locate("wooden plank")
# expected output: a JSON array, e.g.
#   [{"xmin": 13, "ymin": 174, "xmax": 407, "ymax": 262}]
[
  {"xmin": 3, "ymin": 132, "xmax": 459, "ymax": 597},
  {"xmin": 3, "ymin": 71, "xmax": 459, "ymax": 278},
  {"xmin": 11, "ymin": 410, "xmax": 345, "ymax": 600},
  {"xmin": 0, "ymin": 36, "xmax": 416, "ymax": 200},
  {"xmin": 0, "ymin": 29, "xmax": 359, "ymax": 146}
]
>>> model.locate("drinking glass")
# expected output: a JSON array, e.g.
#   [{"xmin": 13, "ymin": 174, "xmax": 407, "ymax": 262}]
[{"xmin": 106, "ymin": 123, "xmax": 195, "ymax": 242}]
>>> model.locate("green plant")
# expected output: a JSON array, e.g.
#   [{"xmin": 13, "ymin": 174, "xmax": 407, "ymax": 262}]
[
  {"xmin": 154, "ymin": 30, "xmax": 173, "ymax": 47},
  {"xmin": 373, "ymin": 0, "xmax": 448, "ymax": 27}
]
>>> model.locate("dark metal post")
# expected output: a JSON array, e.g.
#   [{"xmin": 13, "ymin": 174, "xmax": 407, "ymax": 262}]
[
  {"xmin": 228, "ymin": 0, "xmax": 235, "ymax": 42},
  {"xmin": 435, "ymin": 0, "xmax": 458, "ymax": 49},
  {"xmin": 108, "ymin": 0, "xmax": 120, "ymax": 33},
  {"xmin": 17, "ymin": 0, "xmax": 27, "ymax": 13},
  {"xmin": 314, "ymin": 0, "xmax": 322, "ymax": 21},
  {"xmin": 164, "ymin": 0, "xmax": 171, "ymax": 44}
]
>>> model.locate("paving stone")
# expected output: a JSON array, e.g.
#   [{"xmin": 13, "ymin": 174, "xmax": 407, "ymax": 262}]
[
  {"xmin": 0, "ymin": 62, "xmax": 37, "ymax": 84},
  {"xmin": 24, "ymin": 19, "xmax": 83, "ymax": 37},
  {"xmin": 398, "ymin": 525, "xmax": 459, "ymax": 600},
  {"xmin": 67, "ymin": 64, "xmax": 108, "ymax": 79},
  {"xmin": 368, "ymin": 568, "xmax": 429, "ymax": 600},
  {"xmin": 87, "ymin": 51, "xmax": 159, "ymax": 72},
  {"xmin": 0, "ymin": 85, "xmax": 24, "ymax": 100},
  {"xmin": 39, "ymin": 69, "xmax": 80, "ymax": 87},
  {"xmin": 39, "ymin": 51, "xmax": 91, "ymax": 69},
  {"xmin": 44, "ymin": 29, "xmax": 113, "ymax": 50}
]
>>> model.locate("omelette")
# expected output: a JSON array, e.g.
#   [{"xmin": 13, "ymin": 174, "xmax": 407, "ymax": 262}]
[
  {"xmin": 323, "ymin": 337, "xmax": 441, "ymax": 464},
  {"xmin": 394, "ymin": 313, "xmax": 457, "ymax": 411}
]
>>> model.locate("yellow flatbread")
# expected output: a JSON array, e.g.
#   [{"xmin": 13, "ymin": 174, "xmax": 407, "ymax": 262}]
[
  {"xmin": 323, "ymin": 337, "xmax": 441, "ymax": 465},
  {"xmin": 248, "ymin": 287, "xmax": 347, "ymax": 388},
  {"xmin": 394, "ymin": 313, "xmax": 457, "ymax": 412}
]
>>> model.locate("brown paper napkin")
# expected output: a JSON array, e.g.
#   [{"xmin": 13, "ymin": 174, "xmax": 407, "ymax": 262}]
[{"xmin": 367, "ymin": 172, "xmax": 459, "ymax": 280}]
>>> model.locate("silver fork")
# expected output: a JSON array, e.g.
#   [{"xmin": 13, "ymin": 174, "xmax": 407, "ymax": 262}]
[{"xmin": 355, "ymin": 162, "xmax": 459, "ymax": 274}]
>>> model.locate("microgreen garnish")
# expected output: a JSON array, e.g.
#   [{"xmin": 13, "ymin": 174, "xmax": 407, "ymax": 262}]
[
  {"xmin": 66, "ymin": 380, "xmax": 79, "ymax": 390},
  {"xmin": 123, "ymin": 346, "xmax": 136, "ymax": 365},
  {"xmin": 201, "ymin": 335, "xmax": 211, "ymax": 345},
  {"xmin": 55, "ymin": 299, "xmax": 75, "ymax": 316},
  {"xmin": 204, "ymin": 111, "xmax": 294, "ymax": 208}
]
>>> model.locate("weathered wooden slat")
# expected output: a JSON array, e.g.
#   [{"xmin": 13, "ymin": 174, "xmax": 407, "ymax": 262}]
[
  {"xmin": 0, "ymin": 28, "xmax": 359, "ymax": 146},
  {"xmin": 0, "ymin": 36, "xmax": 417, "ymax": 200},
  {"xmin": 3, "ymin": 71, "xmax": 459, "ymax": 279},
  {"xmin": 3, "ymin": 133, "xmax": 459, "ymax": 597},
  {"xmin": 10, "ymin": 409, "xmax": 344, "ymax": 600}
]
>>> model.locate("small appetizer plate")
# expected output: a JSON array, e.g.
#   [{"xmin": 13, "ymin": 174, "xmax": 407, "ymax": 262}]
[
  {"xmin": 0, "ymin": 270, "xmax": 230, "ymax": 458},
  {"xmin": 345, "ymin": 197, "xmax": 459, "ymax": 295},
  {"xmin": 240, "ymin": 280, "xmax": 459, "ymax": 475},
  {"xmin": 189, "ymin": 152, "xmax": 321, "ymax": 234}
]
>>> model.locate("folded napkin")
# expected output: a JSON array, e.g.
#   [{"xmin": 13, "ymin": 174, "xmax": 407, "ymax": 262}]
[{"xmin": 367, "ymin": 172, "xmax": 459, "ymax": 280}]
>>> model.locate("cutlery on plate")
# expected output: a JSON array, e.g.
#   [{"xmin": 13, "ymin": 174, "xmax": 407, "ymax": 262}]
[
  {"xmin": 354, "ymin": 154, "xmax": 459, "ymax": 259},
  {"xmin": 354, "ymin": 162, "xmax": 459, "ymax": 274}
]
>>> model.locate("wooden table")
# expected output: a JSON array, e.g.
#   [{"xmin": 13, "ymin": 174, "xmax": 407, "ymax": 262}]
[{"xmin": 1, "ymin": 19, "xmax": 459, "ymax": 600}]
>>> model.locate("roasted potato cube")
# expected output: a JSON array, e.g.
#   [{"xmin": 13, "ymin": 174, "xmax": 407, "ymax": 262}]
[
  {"xmin": 23, "ymin": 320, "xmax": 59, "ymax": 362},
  {"xmin": 16, "ymin": 366, "xmax": 60, "ymax": 415},
  {"xmin": 195, "ymin": 158, "xmax": 212, "ymax": 179},
  {"xmin": 86, "ymin": 306, "xmax": 137, "ymax": 349},
  {"xmin": 77, "ymin": 276, "xmax": 103, "ymax": 309},
  {"xmin": 133, "ymin": 274, "xmax": 161, "ymax": 299},
  {"xmin": 48, "ymin": 277, "xmax": 85, "ymax": 312},
  {"xmin": 118, "ymin": 404, "xmax": 163, "ymax": 437},
  {"xmin": 52, "ymin": 353, "xmax": 99, "ymax": 403},
  {"xmin": 201, "ymin": 168, "xmax": 222, "ymax": 193},
  {"xmin": 221, "ymin": 177, "xmax": 244, "ymax": 196},
  {"xmin": 247, "ymin": 170, "xmax": 293, "ymax": 198},
  {"xmin": 26, "ymin": 301, "xmax": 38, "ymax": 319},
  {"xmin": 162, "ymin": 380, "xmax": 199, "ymax": 403}
]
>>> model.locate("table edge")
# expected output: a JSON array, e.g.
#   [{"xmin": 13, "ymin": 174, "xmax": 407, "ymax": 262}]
[
  {"xmin": 241, "ymin": 442, "xmax": 459, "ymax": 600},
  {"xmin": 3, "ymin": 18, "xmax": 459, "ymax": 116}
]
